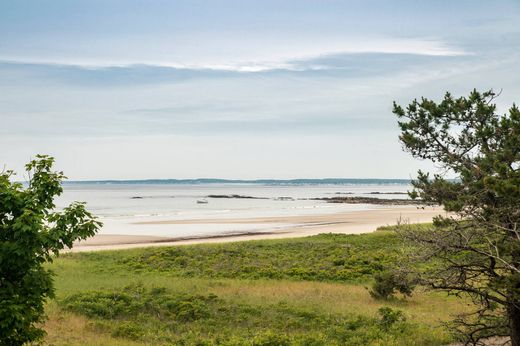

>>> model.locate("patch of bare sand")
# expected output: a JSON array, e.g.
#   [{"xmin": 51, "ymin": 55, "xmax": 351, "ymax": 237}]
[{"xmin": 70, "ymin": 206, "xmax": 443, "ymax": 252}]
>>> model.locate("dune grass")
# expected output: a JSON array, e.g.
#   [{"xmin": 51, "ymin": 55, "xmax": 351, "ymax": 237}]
[{"xmin": 43, "ymin": 227, "xmax": 469, "ymax": 345}]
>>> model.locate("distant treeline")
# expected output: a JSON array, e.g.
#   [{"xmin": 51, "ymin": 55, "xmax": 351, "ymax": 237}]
[{"xmin": 62, "ymin": 178, "xmax": 413, "ymax": 185}]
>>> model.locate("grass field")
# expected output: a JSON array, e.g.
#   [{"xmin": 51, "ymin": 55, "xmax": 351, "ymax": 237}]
[{"xmin": 43, "ymin": 227, "xmax": 469, "ymax": 345}]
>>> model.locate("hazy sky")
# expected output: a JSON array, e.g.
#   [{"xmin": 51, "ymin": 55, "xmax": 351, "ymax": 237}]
[{"xmin": 1, "ymin": 0, "xmax": 519, "ymax": 180}]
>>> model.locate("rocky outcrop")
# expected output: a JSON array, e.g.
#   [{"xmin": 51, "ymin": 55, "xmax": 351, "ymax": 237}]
[
  {"xmin": 207, "ymin": 195, "xmax": 269, "ymax": 199},
  {"xmin": 312, "ymin": 196, "xmax": 427, "ymax": 205}
]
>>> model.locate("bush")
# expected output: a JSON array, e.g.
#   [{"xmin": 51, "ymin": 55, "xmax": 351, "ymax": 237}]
[
  {"xmin": 62, "ymin": 285, "xmax": 214, "ymax": 323},
  {"xmin": 251, "ymin": 331, "xmax": 291, "ymax": 346},
  {"xmin": 0, "ymin": 155, "xmax": 100, "ymax": 345},
  {"xmin": 369, "ymin": 270, "xmax": 415, "ymax": 300},
  {"xmin": 111, "ymin": 321, "xmax": 145, "ymax": 340},
  {"xmin": 377, "ymin": 307, "xmax": 406, "ymax": 331}
]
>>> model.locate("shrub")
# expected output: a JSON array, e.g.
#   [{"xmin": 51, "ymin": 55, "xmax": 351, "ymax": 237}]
[
  {"xmin": 0, "ymin": 155, "xmax": 100, "ymax": 345},
  {"xmin": 111, "ymin": 321, "xmax": 145, "ymax": 340},
  {"xmin": 251, "ymin": 331, "xmax": 291, "ymax": 346},
  {"xmin": 369, "ymin": 270, "xmax": 415, "ymax": 300},
  {"xmin": 377, "ymin": 307, "xmax": 406, "ymax": 331},
  {"xmin": 62, "ymin": 285, "xmax": 214, "ymax": 323}
]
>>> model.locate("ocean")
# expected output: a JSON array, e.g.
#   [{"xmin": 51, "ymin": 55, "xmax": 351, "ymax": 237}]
[{"xmin": 56, "ymin": 180, "xmax": 413, "ymax": 238}]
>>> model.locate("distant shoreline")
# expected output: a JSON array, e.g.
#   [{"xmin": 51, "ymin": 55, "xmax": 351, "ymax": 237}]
[{"xmin": 62, "ymin": 178, "xmax": 413, "ymax": 185}]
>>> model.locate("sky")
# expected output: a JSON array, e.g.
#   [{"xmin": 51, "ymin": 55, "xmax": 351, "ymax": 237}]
[{"xmin": 1, "ymin": 0, "xmax": 519, "ymax": 180}]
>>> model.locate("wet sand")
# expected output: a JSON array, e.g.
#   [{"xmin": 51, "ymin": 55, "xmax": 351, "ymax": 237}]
[{"xmin": 70, "ymin": 206, "xmax": 443, "ymax": 252}]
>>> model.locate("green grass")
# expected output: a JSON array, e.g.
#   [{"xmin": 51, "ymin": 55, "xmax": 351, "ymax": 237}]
[
  {"xmin": 59, "ymin": 231, "xmax": 407, "ymax": 283},
  {"xmin": 44, "ymin": 226, "xmax": 468, "ymax": 345},
  {"xmin": 59, "ymin": 284, "xmax": 435, "ymax": 345}
]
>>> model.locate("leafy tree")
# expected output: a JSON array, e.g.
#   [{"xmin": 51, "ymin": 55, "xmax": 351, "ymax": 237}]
[
  {"xmin": 0, "ymin": 155, "xmax": 101, "ymax": 345},
  {"xmin": 393, "ymin": 90, "xmax": 520, "ymax": 345}
]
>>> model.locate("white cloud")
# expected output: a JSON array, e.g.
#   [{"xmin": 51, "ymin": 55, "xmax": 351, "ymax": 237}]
[{"xmin": 0, "ymin": 37, "xmax": 468, "ymax": 73}]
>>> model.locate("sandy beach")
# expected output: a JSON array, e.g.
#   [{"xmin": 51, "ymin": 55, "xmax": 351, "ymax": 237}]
[{"xmin": 71, "ymin": 205, "xmax": 442, "ymax": 252}]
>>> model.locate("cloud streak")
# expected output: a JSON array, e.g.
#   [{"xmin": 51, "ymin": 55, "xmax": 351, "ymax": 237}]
[{"xmin": 0, "ymin": 37, "xmax": 469, "ymax": 73}]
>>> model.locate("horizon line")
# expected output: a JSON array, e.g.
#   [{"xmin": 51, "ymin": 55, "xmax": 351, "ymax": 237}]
[{"xmin": 62, "ymin": 178, "xmax": 414, "ymax": 185}]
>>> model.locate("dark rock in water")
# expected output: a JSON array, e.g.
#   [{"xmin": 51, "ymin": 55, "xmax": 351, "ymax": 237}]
[
  {"xmin": 313, "ymin": 196, "xmax": 427, "ymax": 205},
  {"xmin": 275, "ymin": 197, "xmax": 295, "ymax": 201},
  {"xmin": 207, "ymin": 194, "xmax": 268, "ymax": 199},
  {"xmin": 368, "ymin": 192, "xmax": 408, "ymax": 195}
]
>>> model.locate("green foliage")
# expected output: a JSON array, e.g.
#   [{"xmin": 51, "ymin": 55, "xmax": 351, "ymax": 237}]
[
  {"xmin": 111, "ymin": 321, "xmax": 145, "ymax": 340},
  {"xmin": 46, "ymin": 227, "xmax": 460, "ymax": 345},
  {"xmin": 65, "ymin": 232, "xmax": 404, "ymax": 283},
  {"xmin": 377, "ymin": 307, "xmax": 406, "ymax": 331},
  {"xmin": 394, "ymin": 89, "xmax": 520, "ymax": 214},
  {"xmin": 369, "ymin": 270, "xmax": 416, "ymax": 300},
  {"xmin": 59, "ymin": 285, "xmax": 435, "ymax": 345},
  {"xmin": 393, "ymin": 90, "xmax": 520, "ymax": 343},
  {"xmin": 0, "ymin": 155, "xmax": 101, "ymax": 345},
  {"xmin": 62, "ymin": 284, "xmax": 214, "ymax": 322},
  {"xmin": 251, "ymin": 331, "xmax": 291, "ymax": 346}
]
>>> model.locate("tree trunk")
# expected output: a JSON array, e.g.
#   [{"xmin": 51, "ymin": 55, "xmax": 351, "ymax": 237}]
[{"xmin": 509, "ymin": 303, "xmax": 520, "ymax": 346}]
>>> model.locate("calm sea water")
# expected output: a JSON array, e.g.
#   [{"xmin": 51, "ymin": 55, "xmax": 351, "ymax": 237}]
[{"xmin": 56, "ymin": 183, "xmax": 412, "ymax": 238}]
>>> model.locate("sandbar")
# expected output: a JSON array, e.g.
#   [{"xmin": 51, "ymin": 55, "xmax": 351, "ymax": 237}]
[{"xmin": 70, "ymin": 206, "xmax": 443, "ymax": 252}]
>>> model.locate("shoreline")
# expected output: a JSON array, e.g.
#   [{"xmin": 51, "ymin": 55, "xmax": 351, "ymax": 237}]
[{"xmin": 70, "ymin": 205, "xmax": 443, "ymax": 252}]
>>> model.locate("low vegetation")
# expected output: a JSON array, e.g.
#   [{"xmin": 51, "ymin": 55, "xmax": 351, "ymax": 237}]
[
  {"xmin": 59, "ymin": 284, "xmax": 430, "ymax": 345},
  {"xmin": 65, "ymin": 231, "xmax": 408, "ymax": 282},
  {"xmin": 44, "ymin": 226, "xmax": 470, "ymax": 345}
]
